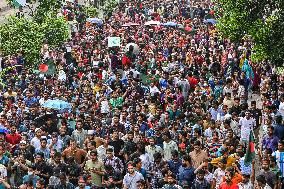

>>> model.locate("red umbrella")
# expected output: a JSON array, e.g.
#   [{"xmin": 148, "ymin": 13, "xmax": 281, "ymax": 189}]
[{"xmin": 39, "ymin": 64, "xmax": 48, "ymax": 72}]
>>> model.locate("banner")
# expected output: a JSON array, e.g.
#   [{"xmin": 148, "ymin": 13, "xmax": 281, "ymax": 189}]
[{"xmin": 108, "ymin": 37, "xmax": 121, "ymax": 47}]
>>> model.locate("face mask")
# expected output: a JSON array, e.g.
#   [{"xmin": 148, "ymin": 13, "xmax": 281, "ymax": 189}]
[{"xmin": 28, "ymin": 171, "xmax": 33, "ymax": 175}]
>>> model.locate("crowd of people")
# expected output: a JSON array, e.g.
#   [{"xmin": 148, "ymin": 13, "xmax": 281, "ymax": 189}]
[{"xmin": 0, "ymin": 0, "xmax": 284, "ymax": 188}]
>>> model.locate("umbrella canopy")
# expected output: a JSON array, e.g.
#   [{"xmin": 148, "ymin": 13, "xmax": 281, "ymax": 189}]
[
  {"xmin": 162, "ymin": 21, "xmax": 178, "ymax": 27},
  {"xmin": 86, "ymin": 18, "xmax": 103, "ymax": 25},
  {"xmin": 125, "ymin": 43, "xmax": 140, "ymax": 55},
  {"xmin": 204, "ymin": 19, "xmax": 217, "ymax": 25},
  {"xmin": 42, "ymin": 99, "xmax": 72, "ymax": 110},
  {"xmin": 144, "ymin": 20, "xmax": 160, "ymax": 26}
]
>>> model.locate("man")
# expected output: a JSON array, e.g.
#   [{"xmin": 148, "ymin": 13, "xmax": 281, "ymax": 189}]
[
  {"xmin": 192, "ymin": 169, "xmax": 210, "ymax": 189},
  {"xmin": 122, "ymin": 131, "xmax": 137, "ymax": 161},
  {"xmin": 75, "ymin": 177, "xmax": 90, "ymax": 189},
  {"xmin": 71, "ymin": 120, "xmax": 87, "ymax": 148},
  {"xmin": 239, "ymin": 111, "xmax": 256, "ymax": 142},
  {"xmin": 272, "ymin": 140, "xmax": 284, "ymax": 188},
  {"xmin": 168, "ymin": 150, "xmax": 182, "ymax": 179},
  {"xmin": 274, "ymin": 116, "xmax": 284, "ymax": 141},
  {"xmin": 163, "ymin": 132, "xmax": 178, "ymax": 161},
  {"xmin": 30, "ymin": 128, "xmax": 42, "ymax": 149},
  {"xmin": 145, "ymin": 137, "xmax": 163, "ymax": 162},
  {"xmin": 96, "ymin": 136, "xmax": 114, "ymax": 162},
  {"xmin": 259, "ymin": 158, "xmax": 278, "ymax": 189},
  {"xmin": 123, "ymin": 163, "xmax": 144, "ymax": 189},
  {"xmin": 162, "ymin": 173, "xmax": 182, "ymax": 189},
  {"xmin": 109, "ymin": 130, "xmax": 124, "ymax": 157},
  {"xmin": 219, "ymin": 167, "xmax": 239, "ymax": 189},
  {"xmin": 62, "ymin": 138, "xmax": 87, "ymax": 165},
  {"xmin": 34, "ymin": 152, "xmax": 52, "ymax": 183},
  {"xmin": 250, "ymin": 101, "xmax": 262, "ymax": 128},
  {"xmin": 189, "ymin": 140, "xmax": 208, "ymax": 169},
  {"xmin": 212, "ymin": 158, "xmax": 227, "ymax": 189},
  {"xmin": 178, "ymin": 155, "xmax": 195, "ymax": 187},
  {"xmin": 84, "ymin": 150, "xmax": 105, "ymax": 188},
  {"xmin": 255, "ymin": 175, "xmax": 272, "ymax": 189},
  {"xmin": 262, "ymin": 126, "xmax": 279, "ymax": 152},
  {"xmin": 104, "ymin": 148, "xmax": 124, "ymax": 175},
  {"xmin": 22, "ymin": 164, "xmax": 40, "ymax": 188},
  {"xmin": 47, "ymin": 132, "xmax": 63, "ymax": 153},
  {"xmin": 54, "ymin": 172, "xmax": 75, "ymax": 189},
  {"xmin": 6, "ymin": 124, "xmax": 21, "ymax": 151},
  {"xmin": 35, "ymin": 137, "xmax": 50, "ymax": 159}
]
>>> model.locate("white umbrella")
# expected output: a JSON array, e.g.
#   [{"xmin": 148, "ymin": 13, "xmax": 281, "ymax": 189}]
[
  {"xmin": 125, "ymin": 43, "xmax": 140, "ymax": 55},
  {"xmin": 144, "ymin": 20, "xmax": 161, "ymax": 26}
]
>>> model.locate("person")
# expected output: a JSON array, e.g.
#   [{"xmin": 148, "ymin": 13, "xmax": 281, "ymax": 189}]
[
  {"xmin": 162, "ymin": 173, "xmax": 182, "ymax": 189},
  {"xmin": 163, "ymin": 131, "xmax": 178, "ymax": 161},
  {"xmin": 219, "ymin": 167, "xmax": 239, "ymax": 189},
  {"xmin": 54, "ymin": 172, "xmax": 75, "ymax": 189},
  {"xmin": 84, "ymin": 150, "xmax": 104, "ymax": 187},
  {"xmin": 178, "ymin": 155, "xmax": 195, "ymax": 187},
  {"xmin": 189, "ymin": 140, "xmax": 208, "ymax": 169},
  {"xmin": 255, "ymin": 175, "xmax": 272, "ymax": 189},
  {"xmin": 192, "ymin": 169, "xmax": 211, "ymax": 189},
  {"xmin": 212, "ymin": 158, "xmax": 227, "ymax": 189},
  {"xmin": 62, "ymin": 139, "xmax": 87, "ymax": 165},
  {"xmin": 74, "ymin": 177, "xmax": 90, "ymax": 189},
  {"xmin": 145, "ymin": 137, "xmax": 163, "ymax": 162},
  {"xmin": 22, "ymin": 164, "xmax": 40, "ymax": 188},
  {"xmin": 122, "ymin": 163, "xmax": 144, "ymax": 189},
  {"xmin": 261, "ymin": 126, "xmax": 279, "ymax": 152},
  {"xmin": 239, "ymin": 111, "xmax": 256, "ymax": 143}
]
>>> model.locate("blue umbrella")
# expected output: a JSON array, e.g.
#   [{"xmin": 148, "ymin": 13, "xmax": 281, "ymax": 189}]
[
  {"xmin": 162, "ymin": 21, "xmax": 177, "ymax": 27},
  {"xmin": 86, "ymin": 18, "xmax": 103, "ymax": 25},
  {"xmin": 42, "ymin": 99, "xmax": 72, "ymax": 110},
  {"xmin": 204, "ymin": 19, "xmax": 217, "ymax": 25}
]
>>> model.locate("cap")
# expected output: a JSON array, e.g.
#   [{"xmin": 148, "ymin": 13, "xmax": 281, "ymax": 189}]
[
  {"xmin": 19, "ymin": 140, "xmax": 26, "ymax": 144},
  {"xmin": 35, "ymin": 128, "xmax": 42, "ymax": 133}
]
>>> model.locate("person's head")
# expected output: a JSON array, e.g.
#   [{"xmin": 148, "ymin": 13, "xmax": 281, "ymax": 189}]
[
  {"xmin": 40, "ymin": 138, "xmax": 47, "ymax": 148},
  {"xmin": 35, "ymin": 178, "xmax": 45, "ymax": 189},
  {"xmin": 182, "ymin": 155, "xmax": 192, "ymax": 167},
  {"xmin": 225, "ymin": 167, "xmax": 234, "ymax": 183},
  {"xmin": 90, "ymin": 150, "xmax": 98, "ymax": 161},
  {"xmin": 193, "ymin": 140, "xmax": 201, "ymax": 151},
  {"xmin": 251, "ymin": 101, "xmax": 256, "ymax": 109},
  {"xmin": 256, "ymin": 175, "xmax": 267, "ymax": 188},
  {"xmin": 133, "ymin": 158, "xmax": 142, "ymax": 169},
  {"xmin": 127, "ymin": 131, "xmax": 134, "ymax": 140},
  {"xmin": 245, "ymin": 111, "xmax": 251, "ymax": 119},
  {"xmin": 278, "ymin": 140, "xmax": 284, "ymax": 151},
  {"xmin": 59, "ymin": 172, "xmax": 67, "ymax": 184},
  {"xmin": 218, "ymin": 158, "xmax": 227, "ymax": 169},
  {"xmin": 241, "ymin": 173, "xmax": 250, "ymax": 184},
  {"xmin": 35, "ymin": 152, "xmax": 44, "ymax": 163},
  {"xmin": 78, "ymin": 177, "xmax": 86, "ymax": 188},
  {"xmin": 149, "ymin": 137, "xmax": 156, "ymax": 146},
  {"xmin": 171, "ymin": 150, "xmax": 179, "ymax": 162},
  {"xmin": 267, "ymin": 126, "xmax": 274, "ymax": 136},
  {"xmin": 196, "ymin": 169, "xmax": 206, "ymax": 180},
  {"xmin": 54, "ymin": 152, "xmax": 61, "ymax": 163},
  {"xmin": 127, "ymin": 163, "xmax": 135, "ymax": 174},
  {"xmin": 262, "ymin": 159, "xmax": 270, "ymax": 171},
  {"xmin": 137, "ymin": 179, "xmax": 147, "ymax": 189},
  {"xmin": 106, "ymin": 148, "xmax": 114, "ymax": 159},
  {"xmin": 27, "ymin": 164, "xmax": 36, "ymax": 175},
  {"xmin": 10, "ymin": 125, "xmax": 17, "ymax": 133},
  {"xmin": 35, "ymin": 128, "xmax": 42, "ymax": 138},
  {"xmin": 76, "ymin": 120, "xmax": 83, "ymax": 130},
  {"xmin": 69, "ymin": 139, "xmax": 77, "ymax": 149}
]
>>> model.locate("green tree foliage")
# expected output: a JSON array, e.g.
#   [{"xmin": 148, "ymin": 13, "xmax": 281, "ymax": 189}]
[
  {"xmin": 1, "ymin": 0, "xmax": 69, "ymax": 64},
  {"xmin": 0, "ymin": 16, "xmax": 44, "ymax": 63},
  {"xmin": 82, "ymin": 5, "xmax": 98, "ymax": 18},
  {"xmin": 216, "ymin": 0, "xmax": 284, "ymax": 63}
]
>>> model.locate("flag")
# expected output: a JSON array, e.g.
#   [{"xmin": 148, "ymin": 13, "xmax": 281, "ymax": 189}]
[
  {"xmin": 40, "ymin": 59, "xmax": 56, "ymax": 75},
  {"xmin": 244, "ymin": 131, "xmax": 255, "ymax": 166},
  {"xmin": 13, "ymin": 0, "xmax": 26, "ymax": 8}
]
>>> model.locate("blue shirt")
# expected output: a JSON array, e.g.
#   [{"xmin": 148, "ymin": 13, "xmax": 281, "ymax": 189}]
[
  {"xmin": 23, "ymin": 175, "xmax": 40, "ymax": 187},
  {"xmin": 178, "ymin": 166, "xmax": 195, "ymax": 186},
  {"xmin": 168, "ymin": 160, "xmax": 182, "ymax": 178}
]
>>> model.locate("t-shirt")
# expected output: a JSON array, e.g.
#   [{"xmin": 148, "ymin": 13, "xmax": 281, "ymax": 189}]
[
  {"xmin": 219, "ymin": 182, "xmax": 239, "ymax": 189},
  {"xmin": 272, "ymin": 150, "xmax": 284, "ymax": 178},
  {"xmin": 123, "ymin": 171, "xmax": 144, "ymax": 189},
  {"xmin": 239, "ymin": 117, "xmax": 255, "ymax": 141}
]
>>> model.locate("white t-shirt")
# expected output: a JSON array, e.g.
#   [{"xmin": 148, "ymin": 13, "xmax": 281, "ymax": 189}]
[
  {"xmin": 279, "ymin": 102, "xmax": 284, "ymax": 117},
  {"xmin": 239, "ymin": 117, "xmax": 256, "ymax": 141}
]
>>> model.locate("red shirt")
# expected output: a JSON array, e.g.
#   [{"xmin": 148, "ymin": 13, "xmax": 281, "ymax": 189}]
[
  {"xmin": 6, "ymin": 133, "xmax": 21, "ymax": 145},
  {"xmin": 219, "ymin": 182, "xmax": 239, "ymax": 189}
]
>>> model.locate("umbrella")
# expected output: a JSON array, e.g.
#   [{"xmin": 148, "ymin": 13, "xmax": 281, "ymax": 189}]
[
  {"xmin": 204, "ymin": 19, "xmax": 217, "ymax": 25},
  {"xmin": 42, "ymin": 99, "xmax": 72, "ymax": 110},
  {"xmin": 144, "ymin": 20, "xmax": 160, "ymax": 26},
  {"xmin": 162, "ymin": 22, "xmax": 178, "ymax": 27},
  {"xmin": 125, "ymin": 43, "xmax": 140, "ymax": 55},
  {"xmin": 86, "ymin": 18, "xmax": 103, "ymax": 25}
]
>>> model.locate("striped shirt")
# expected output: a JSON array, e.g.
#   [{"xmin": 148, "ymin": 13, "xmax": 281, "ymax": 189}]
[{"xmin": 272, "ymin": 150, "xmax": 284, "ymax": 178}]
